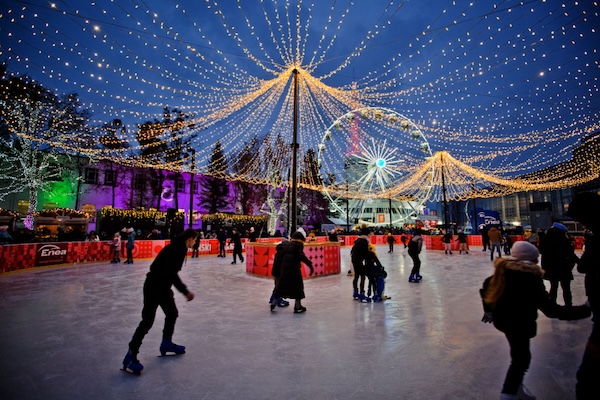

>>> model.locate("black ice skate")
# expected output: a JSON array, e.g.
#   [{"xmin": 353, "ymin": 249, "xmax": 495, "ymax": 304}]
[{"xmin": 160, "ymin": 339, "xmax": 186, "ymax": 356}]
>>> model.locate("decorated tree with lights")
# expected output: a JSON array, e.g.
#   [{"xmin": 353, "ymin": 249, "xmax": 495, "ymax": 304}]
[
  {"xmin": 0, "ymin": 66, "xmax": 90, "ymax": 228},
  {"xmin": 200, "ymin": 140, "xmax": 230, "ymax": 214},
  {"xmin": 298, "ymin": 148, "xmax": 327, "ymax": 229},
  {"xmin": 232, "ymin": 136, "xmax": 266, "ymax": 216},
  {"xmin": 258, "ymin": 133, "xmax": 291, "ymax": 234},
  {"xmin": 99, "ymin": 118, "xmax": 130, "ymax": 207}
]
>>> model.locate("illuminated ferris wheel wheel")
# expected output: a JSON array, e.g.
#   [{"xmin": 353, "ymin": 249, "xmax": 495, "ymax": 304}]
[{"xmin": 317, "ymin": 107, "xmax": 434, "ymax": 227}]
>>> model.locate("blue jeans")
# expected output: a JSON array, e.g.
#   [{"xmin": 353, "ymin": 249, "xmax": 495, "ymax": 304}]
[{"xmin": 490, "ymin": 242, "xmax": 502, "ymax": 260}]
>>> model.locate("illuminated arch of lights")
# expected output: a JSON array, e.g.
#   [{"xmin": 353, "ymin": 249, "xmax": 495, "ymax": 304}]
[{"xmin": 0, "ymin": 1, "xmax": 598, "ymax": 201}]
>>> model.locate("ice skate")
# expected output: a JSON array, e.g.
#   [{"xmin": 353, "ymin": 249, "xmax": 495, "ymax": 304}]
[
  {"xmin": 353, "ymin": 289, "xmax": 360, "ymax": 300},
  {"xmin": 277, "ymin": 298, "xmax": 290, "ymax": 307},
  {"xmin": 415, "ymin": 274, "xmax": 423, "ymax": 281},
  {"xmin": 160, "ymin": 339, "xmax": 186, "ymax": 356},
  {"xmin": 359, "ymin": 292, "xmax": 371, "ymax": 303},
  {"xmin": 122, "ymin": 352, "xmax": 143, "ymax": 375},
  {"xmin": 517, "ymin": 384, "xmax": 536, "ymax": 400},
  {"xmin": 293, "ymin": 305, "xmax": 307, "ymax": 313},
  {"xmin": 408, "ymin": 274, "xmax": 417, "ymax": 283}
]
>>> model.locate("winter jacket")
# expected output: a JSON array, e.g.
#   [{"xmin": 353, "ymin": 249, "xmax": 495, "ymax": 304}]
[
  {"xmin": 539, "ymin": 227, "xmax": 578, "ymax": 281},
  {"xmin": 273, "ymin": 239, "xmax": 313, "ymax": 300},
  {"xmin": 145, "ymin": 236, "xmax": 191, "ymax": 295},
  {"xmin": 481, "ymin": 259, "xmax": 590, "ymax": 338},
  {"xmin": 578, "ymin": 233, "xmax": 600, "ymax": 316},
  {"xmin": 488, "ymin": 227, "xmax": 503, "ymax": 243},
  {"xmin": 408, "ymin": 234, "xmax": 423, "ymax": 255},
  {"xmin": 351, "ymin": 236, "xmax": 370, "ymax": 264}
]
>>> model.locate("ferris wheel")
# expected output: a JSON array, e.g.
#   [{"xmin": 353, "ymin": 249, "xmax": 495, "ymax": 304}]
[{"xmin": 317, "ymin": 107, "xmax": 434, "ymax": 227}]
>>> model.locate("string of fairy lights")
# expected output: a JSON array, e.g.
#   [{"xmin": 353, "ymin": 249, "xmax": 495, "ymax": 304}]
[{"xmin": 0, "ymin": 0, "xmax": 598, "ymax": 202}]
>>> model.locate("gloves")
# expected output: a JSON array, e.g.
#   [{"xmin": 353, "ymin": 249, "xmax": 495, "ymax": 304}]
[{"xmin": 481, "ymin": 312, "xmax": 493, "ymax": 323}]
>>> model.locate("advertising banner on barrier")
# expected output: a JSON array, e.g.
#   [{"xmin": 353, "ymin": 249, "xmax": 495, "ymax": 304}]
[{"xmin": 35, "ymin": 243, "xmax": 69, "ymax": 267}]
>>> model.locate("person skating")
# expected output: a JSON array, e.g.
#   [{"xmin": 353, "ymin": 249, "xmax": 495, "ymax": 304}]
[
  {"xmin": 111, "ymin": 232, "xmax": 121, "ymax": 263},
  {"xmin": 124, "ymin": 227, "xmax": 136, "ymax": 264},
  {"xmin": 268, "ymin": 237, "xmax": 290, "ymax": 309},
  {"xmin": 351, "ymin": 227, "xmax": 370, "ymax": 301},
  {"xmin": 122, "ymin": 229, "xmax": 199, "ymax": 375},
  {"xmin": 539, "ymin": 222, "xmax": 579, "ymax": 307},
  {"xmin": 229, "ymin": 228, "xmax": 244, "ymax": 264},
  {"xmin": 442, "ymin": 231, "xmax": 453, "ymax": 254},
  {"xmin": 488, "ymin": 226, "xmax": 504, "ymax": 261},
  {"xmin": 271, "ymin": 230, "xmax": 314, "ymax": 313},
  {"xmin": 217, "ymin": 228, "xmax": 227, "ymax": 257},
  {"xmin": 387, "ymin": 232, "xmax": 396, "ymax": 253},
  {"xmin": 565, "ymin": 192, "xmax": 600, "ymax": 400},
  {"xmin": 480, "ymin": 241, "xmax": 591, "ymax": 399},
  {"xmin": 408, "ymin": 229, "xmax": 424, "ymax": 282},
  {"xmin": 456, "ymin": 230, "xmax": 469, "ymax": 254}
]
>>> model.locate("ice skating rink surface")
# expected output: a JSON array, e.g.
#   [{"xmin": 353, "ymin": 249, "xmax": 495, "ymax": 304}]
[{"xmin": 0, "ymin": 244, "xmax": 590, "ymax": 400}]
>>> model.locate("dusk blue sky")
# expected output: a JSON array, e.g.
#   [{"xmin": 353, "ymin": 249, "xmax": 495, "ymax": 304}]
[{"xmin": 1, "ymin": 0, "xmax": 599, "ymax": 182}]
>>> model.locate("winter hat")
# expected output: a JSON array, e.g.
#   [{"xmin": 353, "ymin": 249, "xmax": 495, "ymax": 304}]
[
  {"xmin": 0, "ymin": 225, "xmax": 8, "ymax": 231},
  {"xmin": 552, "ymin": 222, "xmax": 568, "ymax": 232},
  {"xmin": 291, "ymin": 231, "xmax": 305, "ymax": 241},
  {"xmin": 250, "ymin": 227, "xmax": 254, "ymax": 232},
  {"xmin": 359, "ymin": 227, "xmax": 370, "ymax": 236},
  {"xmin": 296, "ymin": 227, "xmax": 307, "ymax": 238},
  {"xmin": 511, "ymin": 241, "xmax": 539, "ymax": 262},
  {"xmin": 126, "ymin": 228, "xmax": 134, "ymax": 233}
]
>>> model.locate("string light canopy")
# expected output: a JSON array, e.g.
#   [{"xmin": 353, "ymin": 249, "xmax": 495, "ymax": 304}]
[{"xmin": 0, "ymin": 1, "xmax": 598, "ymax": 201}]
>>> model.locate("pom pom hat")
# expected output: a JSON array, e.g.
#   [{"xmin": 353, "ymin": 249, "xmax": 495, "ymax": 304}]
[{"xmin": 511, "ymin": 241, "xmax": 539, "ymax": 262}]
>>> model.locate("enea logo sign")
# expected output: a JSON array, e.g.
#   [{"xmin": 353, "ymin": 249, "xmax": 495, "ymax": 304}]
[{"xmin": 35, "ymin": 243, "xmax": 69, "ymax": 267}]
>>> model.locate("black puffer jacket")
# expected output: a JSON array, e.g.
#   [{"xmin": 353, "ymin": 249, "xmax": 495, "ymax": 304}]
[
  {"xmin": 481, "ymin": 259, "xmax": 590, "ymax": 338},
  {"xmin": 539, "ymin": 227, "xmax": 578, "ymax": 281},
  {"xmin": 145, "ymin": 237, "xmax": 190, "ymax": 295}
]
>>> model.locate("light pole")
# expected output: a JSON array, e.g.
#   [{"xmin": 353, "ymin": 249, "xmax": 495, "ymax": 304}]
[{"xmin": 290, "ymin": 68, "xmax": 299, "ymax": 233}]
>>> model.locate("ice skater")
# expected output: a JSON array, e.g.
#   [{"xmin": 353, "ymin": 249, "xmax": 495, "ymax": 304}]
[
  {"xmin": 122, "ymin": 228, "xmax": 199, "ymax": 375},
  {"xmin": 565, "ymin": 192, "xmax": 600, "ymax": 399},
  {"xmin": 229, "ymin": 227, "xmax": 244, "ymax": 264},
  {"xmin": 270, "ymin": 230, "xmax": 314, "ymax": 313},
  {"xmin": 387, "ymin": 233, "xmax": 396, "ymax": 253},
  {"xmin": 480, "ymin": 241, "xmax": 590, "ymax": 399},
  {"xmin": 110, "ymin": 232, "xmax": 121, "ymax": 263},
  {"xmin": 456, "ymin": 229, "xmax": 469, "ymax": 254},
  {"xmin": 408, "ymin": 229, "xmax": 423, "ymax": 282},
  {"xmin": 366, "ymin": 243, "xmax": 387, "ymax": 302},
  {"xmin": 268, "ymin": 237, "xmax": 290, "ymax": 309},
  {"xmin": 124, "ymin": 227, "xmax": 136, "ymax": 264},
  {"xmin": 351, "ymin": 227, "xmax": 370, "ymax": 301},
  {"xmin": 442, "ymin": 231, "xmax": 453, "ymax": 254}
]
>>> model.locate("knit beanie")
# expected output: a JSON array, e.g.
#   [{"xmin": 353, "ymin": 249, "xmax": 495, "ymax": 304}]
[
  {"xmin": 552, "ymin": 222, "xmax": 568, "ymax": 232},
  {"xmin": 511, "ymin": 241, "xmax": 539, "ymax": 261}
]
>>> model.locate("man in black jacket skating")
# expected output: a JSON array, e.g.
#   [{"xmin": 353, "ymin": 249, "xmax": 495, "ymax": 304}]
[{"xmin": 122, "ymin": 228, "xmax": 199, "ymax": 375}]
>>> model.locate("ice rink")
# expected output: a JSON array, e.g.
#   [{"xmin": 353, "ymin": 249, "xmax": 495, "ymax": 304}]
[{"xmin": 0, "ymin": 243, "xmax": 591, "ymax": 400}]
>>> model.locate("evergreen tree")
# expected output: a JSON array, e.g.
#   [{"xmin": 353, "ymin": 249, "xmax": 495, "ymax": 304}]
[
  {"xmin": 299, "ymin": 148, "xmax": 328, "ymax": 228},
  {"xmin": 232, "ymin": 136, "xmax": 265, "ymax": 215},
  {"xmin": 200, "ymin": 140, "xmax": 230, "ymax": 213}
]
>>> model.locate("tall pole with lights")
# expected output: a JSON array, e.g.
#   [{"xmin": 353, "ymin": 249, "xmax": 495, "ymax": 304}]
[{"xmin": 290, "ymin": 68, "xmax": 299, "ymax": 233}]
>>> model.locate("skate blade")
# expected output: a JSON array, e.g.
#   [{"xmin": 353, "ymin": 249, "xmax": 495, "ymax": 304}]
[
  {"xmin": 120, "ymin": 367, "xmax": 141, "ymax": 376},
  {"xmin": 157, "ymin": 353, "xmax": 185, "ymax": 357}
]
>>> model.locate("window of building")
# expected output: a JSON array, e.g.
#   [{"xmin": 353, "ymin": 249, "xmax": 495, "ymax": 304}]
[
  {"xmin": 84, "ymin": 167, "xmax": 99, "ymax": 184},
  {"xmin": 192, "ymin": 180, "xmax": 200, "ymax": 194},
  {"xmin": 175, "ymin": 177, "xmax": 186, "ymax": 193},
  {"xmin": 134, "ymin": 173, "xmax": 145, "ymax": 189},
  {"xmin": 104, "ymin": 170, "xmax": 116, "ymax": 186}
]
